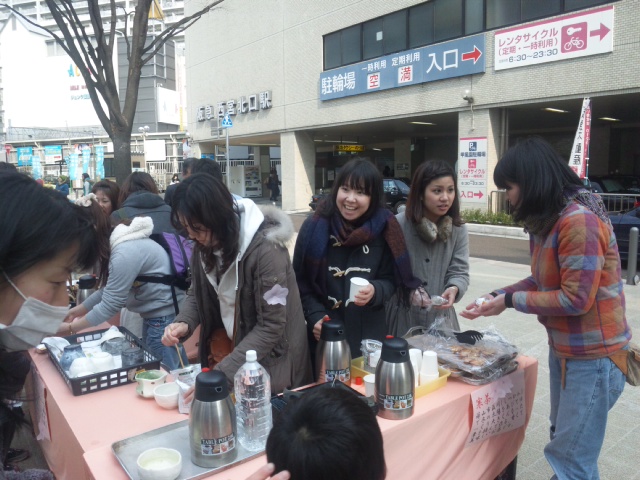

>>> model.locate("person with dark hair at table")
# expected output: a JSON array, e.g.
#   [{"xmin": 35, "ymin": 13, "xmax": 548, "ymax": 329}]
[
  {"xmin": 164, "ymin": 157, "xmax": 195, "ymax": 206},
  {"xmin": 0, "ymin": 172, "xmax": 99, "ymax": 478},
  {"xmin": 265, "ymin": 387, "xmax": 386, "ymax": 480},
  {"xmin": 461, "ymin": 137, "xmax": 631, "ymax": 480},
  {"xmin": 111, "ymin": 171, "xmax": 175, "ymax": 234},
  {"xmin": 162, "ymin": 174, "xmax": 312, "ymax": 393}
]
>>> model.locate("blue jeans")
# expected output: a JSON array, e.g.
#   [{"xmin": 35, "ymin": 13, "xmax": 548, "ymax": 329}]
[
  {"xmin": 545, "ymin": 348, "xmax": 626, "ymax": 480},
  {"xmin": 143, "ymin": 314, "xmax": 188, "ymax": 371}
]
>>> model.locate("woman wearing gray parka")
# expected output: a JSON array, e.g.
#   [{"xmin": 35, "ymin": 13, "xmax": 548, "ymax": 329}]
[
  {"xmin": 387, "ymin": 160, "xmax": 469, "ymax": 336},
  {"xmin": 162, "ymin": 174, "xmax": 312, "ymax": 393}
]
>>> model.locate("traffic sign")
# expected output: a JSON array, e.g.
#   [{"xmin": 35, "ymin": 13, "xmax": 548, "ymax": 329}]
[{"xmin": 221, "ymin": 114, "xmax": 233, "ymax": 128}]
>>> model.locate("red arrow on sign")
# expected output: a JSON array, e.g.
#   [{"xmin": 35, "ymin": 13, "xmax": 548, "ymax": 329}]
[
  {"xmin": 461, "ymin": 46, "xmax": 482, "ymax": 64},
  {"xmin": 473, "ymin": 191, "xmax": 484, "ymax": 199},
  {"xmin": 590, "ymin": 23, "xmax": 610, "ymax": 41}
]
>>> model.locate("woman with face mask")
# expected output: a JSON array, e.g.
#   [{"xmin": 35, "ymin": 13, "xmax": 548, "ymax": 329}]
[{"xmin": 0, "ymin": 172, "xmax": 99, "ymax": 476}]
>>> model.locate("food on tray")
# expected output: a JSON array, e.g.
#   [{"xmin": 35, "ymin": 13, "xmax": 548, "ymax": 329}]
[{"xmin": 405, "ymin": 328, "xmax": 519, "ymax": 385}]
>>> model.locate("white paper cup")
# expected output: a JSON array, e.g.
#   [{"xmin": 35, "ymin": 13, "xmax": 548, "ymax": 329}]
[
  {"xmin": 420, "ymin": 350, "xmax": 439, "ymax": 382},
  {"xmin": 364, "ymin": 374, "xmax": 375, "ymax": 397},
  {"xmin": 91, "ymin": 351, "xmax": 115, "ymax": 372},
  {"xmin": 349, "ymin": 277, "xmax": 370, "ymax": 302}
]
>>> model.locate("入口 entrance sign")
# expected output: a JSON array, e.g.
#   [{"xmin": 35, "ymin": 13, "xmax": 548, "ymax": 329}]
[
  {"xmin": 458, "ymin": 137, "xmax": 487, "ymax": 204},
  {"xmin": 320, "ymin": 34, "xmax": 485, "ymax": 101},
  {"xmin": 494, "ymin": 5, "xmax": 613, "ymax": 71}
]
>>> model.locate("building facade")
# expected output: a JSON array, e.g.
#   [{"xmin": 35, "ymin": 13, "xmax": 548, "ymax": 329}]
[{"xmin": 184, "ymin": 0, "xmax": 640, "ymax": 211}]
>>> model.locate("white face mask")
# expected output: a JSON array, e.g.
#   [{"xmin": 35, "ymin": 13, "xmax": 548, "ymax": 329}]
[{"xmin": 0, "ymin": 273, "xmax": 69, "ymax": 352}]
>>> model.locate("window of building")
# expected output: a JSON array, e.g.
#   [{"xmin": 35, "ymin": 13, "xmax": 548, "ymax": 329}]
[
  {"xmin": 363, "ymin": 18, "xmax": 383, "ymax": 60},
  {"xmin": 465, "ymin": 0, "xmax": 484, "ymax": 35},
  {"xmin": 522, "ymin": 0, "xmax": 561, "ymax": 21},
  {"xmin": 383, "ymin": 11, "xmax": 407, "ymax": 55},
  {"xmin": 342, "ymin": 25, "xmax": 362, "ymax": 65},
  {"xmin": 565, "ymin": 0, "xmax": 610, "ymax": 9},
  {"xmin": 434, "ymin": 0, "xmax": 463, "ymax": 42},
  {"xmin": 323, "ymin": 0, "xmax": 617, "ymax": 70},
  {"xmin": 409, "ymin": 3, "xmax": 433, "ymax": 48}
]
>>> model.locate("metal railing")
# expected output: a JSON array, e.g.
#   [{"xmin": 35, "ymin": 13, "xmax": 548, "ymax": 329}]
[{"xmin": 594, "ymin": 193, "xmax": 639, "ymax": 213}]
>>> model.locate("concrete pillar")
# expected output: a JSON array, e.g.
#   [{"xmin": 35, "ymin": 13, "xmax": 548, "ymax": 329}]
[
  {"xmin": 393, "ymin": 137, "xmax": 412, "ymax": 178},
  {"xmin": 457, "ymin": 108, "xmax": 503, "ymax": 213},
  {"xmin": 280, "ymin": 131, "xmax": 315, "ymax": 212}
]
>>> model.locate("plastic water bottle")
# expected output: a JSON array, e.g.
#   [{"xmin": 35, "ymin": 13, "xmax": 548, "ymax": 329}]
[{"xmin": 233, "ymin": 350, "xmax": 272, "ymax": 451}]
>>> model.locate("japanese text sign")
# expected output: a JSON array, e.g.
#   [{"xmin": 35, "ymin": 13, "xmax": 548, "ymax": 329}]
[
  {"xmin": 466, "ymin": 369, "xmax": 525, "ymax": 446},
  {"xmin": 569, "ymin": 98, "xmax": 591, "ymax": 179},
  {"xmin": 17, "ymin": 147, "xmax": 32, "ymax": 167},
  {"xmin": 458, "ymin": 137, "xmax": 487, "ymax": 204},
  {"xmin": 494, "ymin": 5, "xmax": 613, "ymax": 71},
  {"xmin": 320, "ymin": 34, "xmax": 485, "ymax": 101}
]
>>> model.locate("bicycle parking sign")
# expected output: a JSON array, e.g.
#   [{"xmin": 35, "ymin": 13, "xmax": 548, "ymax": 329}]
[{"xmin": 494, "ymin": 5, "xmax": 613, "ymax": 71}]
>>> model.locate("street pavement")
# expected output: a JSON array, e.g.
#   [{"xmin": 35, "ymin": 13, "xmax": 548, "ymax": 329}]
[{"xmin": 12, "ymin": 198, "xmax": 640, "ymax": 479}]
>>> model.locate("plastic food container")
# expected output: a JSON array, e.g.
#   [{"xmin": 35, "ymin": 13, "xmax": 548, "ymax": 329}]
[
  {"xmin": 351, "ymin": 357, "xmax": 450, "ymax": 399},
  {"xmin": 45, "ymin": 326, "xmax": 160, "ymax": 396}
]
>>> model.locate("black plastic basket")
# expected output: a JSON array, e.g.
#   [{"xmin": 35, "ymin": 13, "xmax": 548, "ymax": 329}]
[{"xmin": 45, "ymin": 326, "xmax": 161, "ymax": 396}]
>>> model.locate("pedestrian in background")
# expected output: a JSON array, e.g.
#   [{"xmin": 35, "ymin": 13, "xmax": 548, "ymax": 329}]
[
  {"xmin": 461, "ymin": 137, "xmax": 631, "ymax": 480},
  {"xmin": 82, "ymin": 172, "xmax": 93, "ymax": 195},
  {"xmin": 164, "ymin": 157, "xmax": 195, "ymax": 207},
  {"xmin": 55, "ymin": 176, "xmax": 69, "ymax": 198}
]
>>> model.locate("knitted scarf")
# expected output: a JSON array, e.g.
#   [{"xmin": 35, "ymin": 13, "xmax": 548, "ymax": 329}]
[
  {"xmin": 525, "ymin": 186, "xmax": 612, "ymax": 236},
  {"xmin": 297, "ymin": 208, "xmax": 421, "ymax": 299}
]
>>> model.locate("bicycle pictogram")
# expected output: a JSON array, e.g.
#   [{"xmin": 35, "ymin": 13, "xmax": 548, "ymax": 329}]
[{"xmin": 564, "ymin": 36, "xmax": 585, "ymax": 51}]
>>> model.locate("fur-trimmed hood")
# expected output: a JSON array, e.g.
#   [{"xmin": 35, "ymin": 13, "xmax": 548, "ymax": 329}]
[{"xmin": 257, "ymin": 204, "xmax": 295, "ymax": 249}]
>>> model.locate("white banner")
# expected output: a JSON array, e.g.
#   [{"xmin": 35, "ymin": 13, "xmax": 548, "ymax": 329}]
[
  {"xmin": 494, "ymin": 5, "xmax": 613, "ymax": 71},
  {"xmin": 569, "ymin": 98, "xmax": 591, "ymax": 179}
]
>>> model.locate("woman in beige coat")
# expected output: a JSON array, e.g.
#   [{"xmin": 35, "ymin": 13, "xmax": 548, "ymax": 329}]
[{"xmin": 161, "ymin": 174, "xmax": 312, "ymax": 393}]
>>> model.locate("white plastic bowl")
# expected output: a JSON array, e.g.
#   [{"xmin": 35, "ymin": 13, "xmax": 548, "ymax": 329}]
[
  {"xmin": 153, "ymin": 382, "xmax": 180, "ymax": 409},
  {"xmin": 137, "ymin": 447, "xmax": 182, "ymax": 480}
]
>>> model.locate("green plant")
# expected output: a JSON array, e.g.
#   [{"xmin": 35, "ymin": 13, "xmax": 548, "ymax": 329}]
[{"xmin": 461, "ymin": 209, "xmax": 519, "ymax": 226}]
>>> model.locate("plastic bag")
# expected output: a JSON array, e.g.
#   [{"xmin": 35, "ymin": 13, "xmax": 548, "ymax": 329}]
[
  {"xmin": 406, "ymin": 325, "xmax": 519, "ymax": 385},
  {"xmin": 171, "ymin": 363, "xmax": 201, "ymax": 414}
]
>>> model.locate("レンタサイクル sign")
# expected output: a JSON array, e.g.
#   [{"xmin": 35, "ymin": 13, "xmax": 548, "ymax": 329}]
[{"xmin": 494, "ymin": 5, "xmax": 613, "ymax": 71}]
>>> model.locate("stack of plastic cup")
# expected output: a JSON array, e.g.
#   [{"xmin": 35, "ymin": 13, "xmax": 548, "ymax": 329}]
[
  {"xmin": 420, "ymin": 350, "xmax": 439, "ymax": 385},
  {"xmin": 409, "ymin": 349, "xmax": 422, "ymax": 386}
]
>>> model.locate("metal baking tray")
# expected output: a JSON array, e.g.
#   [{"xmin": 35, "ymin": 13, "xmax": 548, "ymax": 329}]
[{"xmin": 112, "ymin": 420, "xmax": 264, "ymax": 479}]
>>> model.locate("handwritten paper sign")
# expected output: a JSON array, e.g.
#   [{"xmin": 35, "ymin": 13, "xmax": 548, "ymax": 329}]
[{"xmin": 466, "ymin": 369, "xmax": 525, "ymax": 446}]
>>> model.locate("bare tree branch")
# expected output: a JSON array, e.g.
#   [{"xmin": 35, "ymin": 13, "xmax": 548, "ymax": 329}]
[{"xmin": 141, "ymin": 0, "xmax": 224, "ymax": 64}]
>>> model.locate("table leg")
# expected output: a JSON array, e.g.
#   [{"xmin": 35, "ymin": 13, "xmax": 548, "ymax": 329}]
[{"xmin": 494, "ymin": 456, "xmax": 517, "ymax": 480}]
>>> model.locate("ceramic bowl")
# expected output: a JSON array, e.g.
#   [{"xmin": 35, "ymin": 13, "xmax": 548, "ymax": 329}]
[
  {"xmin": 153, "ymin": 382, "xmax": 179, "ymax": 409},
  {"xmin": 68, "ymin": 357, "xmax": 94, "ymax": 378},
  {"xmin": 136, "ymin": 447, "xmax": 182, "ymax": 480},
  {"xmin": 90, "ymin": 351, "xmax": 115, "ymax": 372},
  {"xmin": 135, "ymin": 370, "xmax": 168, "ymax": 398}
]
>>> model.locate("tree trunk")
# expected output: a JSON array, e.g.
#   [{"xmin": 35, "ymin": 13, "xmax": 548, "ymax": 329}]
[{"xmin": 112, "ymin": 132, "xmax": 132, "ymax": 184}]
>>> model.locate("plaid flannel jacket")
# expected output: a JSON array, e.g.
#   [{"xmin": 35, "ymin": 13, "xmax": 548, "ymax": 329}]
[{"xmin": 496, "ymin": 202, "xmax": 631, "ymax": 358}]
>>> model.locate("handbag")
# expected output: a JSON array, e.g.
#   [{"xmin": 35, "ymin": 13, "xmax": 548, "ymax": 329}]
[
  {"xmin": 207, "ymin": 328, "xmax": 234, "ymax": 369},
  {"xmin": 385, "ymin": 289, "xmax": 430, "ymax": 338},
  {"xmin": 609, "ymin": 342, "xmax": 640, "ymax": 386}
]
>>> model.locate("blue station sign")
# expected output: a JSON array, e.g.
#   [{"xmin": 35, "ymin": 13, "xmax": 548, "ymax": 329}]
[{"xmin": 320, "ymin": 34, "xmax": 486, "ymax": 101}]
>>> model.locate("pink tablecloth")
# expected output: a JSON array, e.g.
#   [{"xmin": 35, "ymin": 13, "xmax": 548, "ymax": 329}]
[{"xmin": 30, "ymin": 349, "xmax": 537, "ymax": 480}]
